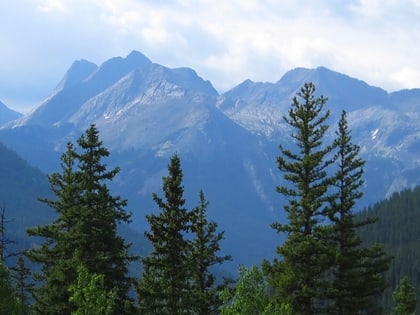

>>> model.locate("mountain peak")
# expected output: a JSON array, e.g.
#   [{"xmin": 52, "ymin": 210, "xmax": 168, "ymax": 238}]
[
  {"xmin": 126, "ymin": 50, "xmax": 152, "ymax": 64},
  {"xmin": 55, "ymin": 59, "xmax": 98, "ymax": 91},
  {"xmin": 276, "ymin": 67, "xmax": 313, "ymax": 85},
  {"xmin": 0, "ymin": 100, "xmax": 22, "ymax": 127},
  {"xmin": 276, "ymin": 66, "xmax": 389, "ymax": 109},
  {"xmin": 97, "ymin": 50, "xmax": 152, "ymax": 74}
]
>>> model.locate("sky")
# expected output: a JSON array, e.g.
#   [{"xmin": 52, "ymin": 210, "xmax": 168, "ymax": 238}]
[{"xmin": 1, "ymin": 0, "xmax": 420, "ymax": 113}]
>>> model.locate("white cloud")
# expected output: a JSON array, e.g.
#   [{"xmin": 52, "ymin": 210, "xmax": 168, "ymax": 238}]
[
  {"xmin": 1, "ymin": 0, "xmax": 420, "ymax": 111},
  {"xmin": 35, "ymin": 0, "xmax": 66, "ymax": 13}
]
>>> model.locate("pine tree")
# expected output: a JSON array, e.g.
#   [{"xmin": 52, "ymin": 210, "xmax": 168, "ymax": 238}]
[
  {"xmin": 26, "ymin": 125, "xmax": 135, "ymax": 315},
  {"xmin": 189, "ymin": 190, "xmax": 231, "ymax": 315},
  {"xmin": 26, "ymin": 141, "xmax": 80, "ymax": 314},
  {"xmin": 137, "ymin": 154, "xmax": 192, "ymax": 315},
  {"xmin": 264, "ymin": 82, "xmax": 335, "ymax": 314},
  {"xmin": 391, "ymin": 276, "xmax": 417, "ymax": 315},
  {"xmin": 328, "ymin": 111, "xmax": 391, "ymax": 314},
  {"xmin": 10, "ymin": 254, "xmax": 33, "ymax": 314}
]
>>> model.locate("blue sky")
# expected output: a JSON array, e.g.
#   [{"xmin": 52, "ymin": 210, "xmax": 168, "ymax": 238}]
[{"xmin": 1, "ymin": 0, "xmax": 420, "ymax": 112}]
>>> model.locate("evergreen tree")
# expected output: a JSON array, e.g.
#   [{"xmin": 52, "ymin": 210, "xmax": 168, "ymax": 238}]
[
  {"xmin": 327, "ymin": 110, "xmax": 391, "ymax": 314},
  {"xmin": 264, "ymin": 82, "xmax": 334, "ymax": 314},
  {"xmin": 137, "ymin": 154, "xmax": 192, "ymax": 315},
  {"xmin": 27, "ymin": 141, "xmax": 80, "ymax": 314},
  {"xmin": 0, "ymin": 262, "xmax": 21, "ymax": 314},
  {"xmin": 26, "ymin": 125, "xmax": 135, "ymax": 315},
  {"xmin": 391, "ymin": 276, "xmax": 417, "ymax": 315},
  {"xmin": 189, "ymin": 190, "xmax": 231, "ymax": 315},
  {"xmin": 10, "ymin": 254, "xmax": 33, "ymax": 314}
]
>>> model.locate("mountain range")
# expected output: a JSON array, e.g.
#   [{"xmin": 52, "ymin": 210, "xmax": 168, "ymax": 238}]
[{"xmin": 1, "ymin": 50, "xmax": 419, "ymax": 268}]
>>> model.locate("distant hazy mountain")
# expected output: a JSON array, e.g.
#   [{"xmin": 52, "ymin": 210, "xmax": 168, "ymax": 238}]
[
  {"xmin": 1, "ymin": 51, "xmax": 419, "ymax": 269},
  {"xmin": 0, "ymin": 100, "xmax": 22, "ymax": 127}
]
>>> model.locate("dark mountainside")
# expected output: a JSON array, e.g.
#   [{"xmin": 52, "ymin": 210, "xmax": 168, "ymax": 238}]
[
  {"xmin": 357, "ymin": 186, "xmax": 420, "ymax": 313},
  {"xmin": 0, "ymin": 50, "xmax": 419, "ymax": 269},
  {"xmin": 0, "ymin": 142, "xmax": 52, "ymax": 254}
]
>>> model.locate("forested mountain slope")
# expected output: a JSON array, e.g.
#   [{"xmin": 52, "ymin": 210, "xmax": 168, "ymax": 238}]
[
  {"xmin": 0, "ymin": 142, "xmax": 52, "ymax": 253},
  {"xmin": 357, "ymin": 186, "xmax": 420, "ymax": 313}
]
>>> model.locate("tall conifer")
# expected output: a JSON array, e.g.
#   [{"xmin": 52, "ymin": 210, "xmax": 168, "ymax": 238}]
[
  {"xmin": 264, "ymin": 82, "xmax": 334, "ymax": 314},
  {"xmin": 328, "ymin": 111, "xmax": 391, "ymax": 314},
  {"xmin": 27, "ymin": 125, "xmax": 134, "ymax": 315},
  {"xmin": 189, "ymin": 190, "xmax": 231, "ymax": 315},
  {"xmin": 137, "ymin": 154, "xmax": 192, "ymax": 315},
  {"xmin": 10, "ymin": 255, "xmax": 33, "ymax": 314}
]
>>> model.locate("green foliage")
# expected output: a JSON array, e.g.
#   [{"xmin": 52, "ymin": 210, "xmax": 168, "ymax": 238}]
[
  {"xmin": 138, "ymin": 155, "xmax": 230, "ymax": 314},
  {"xmin": 391, "ymin": 276, "xmax": 416, "ymax": 315},
  {"xmin": 357, "ymin": 186, "xmax": 420, "ymax": 313},
  {"xmin": 327, "ymin": 111, "xmax": 391, "ymax": 314},
  {"xmin": 267, "ymin": 84, "xmax": 391, "ymax": 315},
  {"xmin": 267, "ymin": 82, "xmax": 334, "ymax": 314},
  {"xmin": 137, "ymin": 154, "xmax": 192, "ymax": 315},
  {"xmin": 10, "ymin": 254, "xmax": 33, "ymax": 314},
  {"xmin": 0, "ymin": 262, "xmax": 22, "ymax": 315},
  {"xmin": 26, "ymin": 125, "xmax": 135, "ymax": 315},
  {"xmin": 189, "ymin": 190, "xmax": 232, "ymax": 315},
  {"xmin": 68, "ymin": 264, "xmax": 117, "ymax": 315},
  {"xmin": 220, "ymin": 265, "xmax": 291, "ymax": 315},
  {"xmin": 220, "ymin": 265, "xmax": 268, "ymax": 315}
]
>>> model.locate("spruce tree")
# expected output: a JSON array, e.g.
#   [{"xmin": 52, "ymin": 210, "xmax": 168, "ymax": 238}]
[
  {"xmin": 137, "ymin": 154, "xmax": 192, "ymax": 315},
  {"xmin": 27, "ymin": 141, "xmax": 78, "ymax": 314},
  {"xmin": 264, "ymin": 82, "xmax": 334, "ymax": 314},
  {"xmin": 26, "ymin": 125, "xmax": 134, "ymax": 315},
  {"xmin": 189, "ymin": 190, "xmax": 231, "ymax": 315},
  {"xmin": 328, "ymin": 111, "xmax": 391, "ymax": 314},
  {"xmin": 10, "ymin": 254, "xmax": 33, "ymax": 314}
]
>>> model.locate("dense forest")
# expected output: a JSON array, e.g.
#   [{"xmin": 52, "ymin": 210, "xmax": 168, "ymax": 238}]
[
  {"xmin": 358, "ymin": 186, "xmax": 420, "ymax": 313},
  {"xmin": 0, "ymin": 83, "xmax": 418, "ymax": 314}
]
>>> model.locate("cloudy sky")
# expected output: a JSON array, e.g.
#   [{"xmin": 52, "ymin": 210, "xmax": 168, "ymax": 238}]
[{"xmin": 1, "ymin": 0, "xmax": 420, "ymax": 112}]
